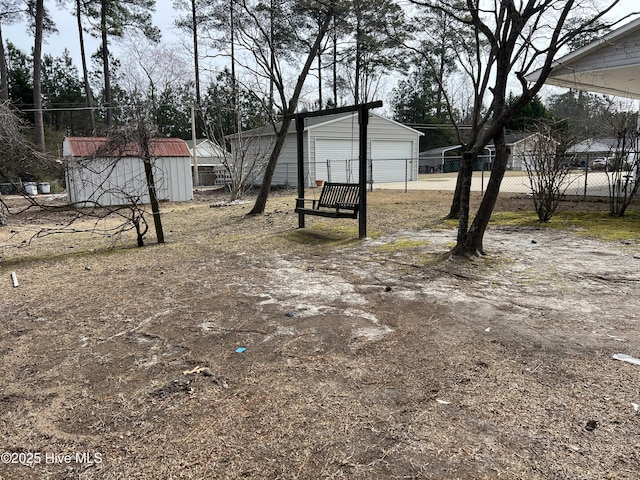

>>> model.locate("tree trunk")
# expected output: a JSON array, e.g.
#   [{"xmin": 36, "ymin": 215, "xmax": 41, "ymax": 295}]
[
  {"xmin": 452, "ymin": 150, "xmax": 474, "ymax": 245},
  {"xmin": 447, "ymin": 168, "xmax": 463, "ymax": 219},
  {"xmin": 76, "ymin": 0, "xmax": 96, "ymax": 134},
  {"xmin": 101, "ymin": 0, "xmax": 113, "ymax": 128},
  {"xmin": 230, "ymin": 0, "xmax": 238, "ymax": 126},
  {"xmin": 33, "ymin": 0, "xmax": 45, "ymax": 152},
  {"xmin": 0, "ymin": 23, "xmax": 8, "ymax": 101},
  {"xmin": 248, "ymin": 121, "xmax": 292, "ymax": 215},
  {"xmin": 332, "ymin": 17, "xmax": 338, "ymax": 106},
  {"xmin": 248, "ymin": 7, "xmax": 334, "ymax": 215},
  {"xmin": 191, "ymin": 0, "xmax": 201, "ymax": 106},
  {"xmin": 452, "ymin": 134, "xmax": 510, "ymax": 256},
  {"xmin": 140, "ymin": 133, "xmax": 164, "ymax": 244},
  {"xmin": 354, "ymin": 16, "xmax": 361, "ymax": 104},
  {"xmin": 318, "ymin": 51, "xmax": 322, "ymax": 108}
]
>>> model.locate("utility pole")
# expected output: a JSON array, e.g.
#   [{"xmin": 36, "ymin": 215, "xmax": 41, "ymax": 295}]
[{"xmin": 191, "ymin": 103, "xmax": 199, "ymax": 187}]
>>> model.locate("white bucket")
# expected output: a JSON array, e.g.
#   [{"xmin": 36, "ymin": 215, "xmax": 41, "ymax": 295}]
[
  {"xmin": 24, "ymin": 182, "xmax": 37, "ymax": 196},
  {"xmin": 38, "ymin": 182, "xmax": 50, "ymax": 194}
]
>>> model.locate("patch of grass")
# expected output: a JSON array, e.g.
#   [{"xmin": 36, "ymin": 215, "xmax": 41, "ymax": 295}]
[
  {"xmin": 546, "ymin": 211, "xmax": 640, "ymax": 242},
  {"xmin": 490, "ymin": 210, "xmax": 640, "ymax": 242},
  {"xmin": 372, "ymin": 239, "xmax": 430, "ymax": 253}
]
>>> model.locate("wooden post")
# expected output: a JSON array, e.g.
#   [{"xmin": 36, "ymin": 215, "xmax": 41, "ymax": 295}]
[
  {"xmin": 296, "ymin": 114, "xmax": 306, "ymax": 229},
  {"xmin": 358, "ymin": 105, "xmax": 368, "ymax": 239}
]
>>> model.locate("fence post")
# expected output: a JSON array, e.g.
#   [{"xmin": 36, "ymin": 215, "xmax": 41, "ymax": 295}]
[
  {"xmin": 481, "ymin": 157, "xmax": 485, "ymax": 195},
  {"xmin": 404, "ymin": 158, "xmax": 408, "ymax": 192},
  {"xmin": 583, "ymin": 154, "xmax": 589, "ymax": 201}
]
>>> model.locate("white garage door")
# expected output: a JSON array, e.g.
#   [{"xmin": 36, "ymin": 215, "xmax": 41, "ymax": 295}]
[
  {"xmin": 371, "ymin": 140, "xmax": 414, "ymax": 183},
  {"xmin": 315, "ymin": 139, "xmax": 360, "ymax": 183}
]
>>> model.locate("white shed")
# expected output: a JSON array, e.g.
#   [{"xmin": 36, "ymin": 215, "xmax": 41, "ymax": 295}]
[
  {"xmin": 229, "ymin": 112, "xmax": 423, "ymax": 187},
  {"xmin": 185, "ymin": 138, "xmax": 231, "ymax": 186},
  {"xmin": 63, "ymin": 137, "xmax": 193, "ymax": 207}
]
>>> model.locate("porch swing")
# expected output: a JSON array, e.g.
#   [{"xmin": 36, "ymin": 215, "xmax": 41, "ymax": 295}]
[{"xmin": 293, "ymin": 101, "xmax": 382, "ymax": 239}]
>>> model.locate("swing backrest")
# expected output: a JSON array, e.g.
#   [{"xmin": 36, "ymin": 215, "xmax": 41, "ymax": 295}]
[{"xmin": 317, "ymin": 182, "xmax": 360, "ymax": 209}]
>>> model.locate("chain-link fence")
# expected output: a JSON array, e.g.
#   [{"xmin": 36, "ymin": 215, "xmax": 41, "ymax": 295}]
[
  {"xmin": 412, "ymin": 154, "xmax": 636, "ymax": 199},
  {"xmin": 275, "ymin": 158, "xmax": 419, "ymax": 190},
  {"xmin": 254, "ymin": 156, "xmax": 631, "ymax": 198},
  {"xmin": 2, "ymin": 156, "xmax": 633, "ymax": 201}
]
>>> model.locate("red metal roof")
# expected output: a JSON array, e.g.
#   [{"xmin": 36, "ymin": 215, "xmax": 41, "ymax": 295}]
[{"xmin": 64, "ymin": 137, "xmax": 191, "ymax": 157}]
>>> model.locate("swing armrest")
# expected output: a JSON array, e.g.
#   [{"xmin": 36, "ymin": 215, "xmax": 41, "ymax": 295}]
[{"xmin": 296, "ymin": 198, "xmax": 319, "ymax": 210}]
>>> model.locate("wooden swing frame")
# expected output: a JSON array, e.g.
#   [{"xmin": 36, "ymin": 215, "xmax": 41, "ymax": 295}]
[{"xmin": 294, "ymin": 101, "xmax": 383, "ymax": 239}]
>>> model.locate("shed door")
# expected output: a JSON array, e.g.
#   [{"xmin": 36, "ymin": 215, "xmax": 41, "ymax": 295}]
[
  {"xmin": 315, "ymin": 139, "xmax": 359, "ymax": 183},
  {"xmin": 371, "ymin": 140, "xmax": 414, "ymax": 183}
]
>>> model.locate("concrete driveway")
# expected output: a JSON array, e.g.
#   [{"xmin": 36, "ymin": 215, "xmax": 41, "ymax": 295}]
[{"xmin": 374, "ymin": 171, "xmax": 620, "ymax": 198}]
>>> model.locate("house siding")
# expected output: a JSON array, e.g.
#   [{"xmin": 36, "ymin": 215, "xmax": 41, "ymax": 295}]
[{"xmin": 555, "ymin": 31, "xmax": 640, "ymax": 74}]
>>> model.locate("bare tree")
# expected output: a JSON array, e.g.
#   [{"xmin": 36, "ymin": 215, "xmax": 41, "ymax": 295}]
[
  {"xmin": 605, "ymin": 112, "xmax": 640, "ymax": 217},
  {"xmin": 0, "ymin": 101, "xmax": 53, "ymax": 225},
  {"xmin": 240, "ymin": 0, "xmax": 337, "ymax": 215},
  {"xmin": 73, "ymin": 0, "xmax": 97, "ymax": 133},
  {"xmin": 521, "ymin": 123, "xmax": 575, "ymax": 222},
  {"xmin": 83, "ymin": 0, "xmax": 161, "ymax": 128},
  {"xmin": 212, "ymin": 128, "xmax": 273, "ymax": 201},
  {"xmin": 118, "ymin": 33, "xmax": 191, "ymax": 114},
  {"xmin": 200, "ymin": 0, "xmax": 340, "ymax": 213},
  {"xmin": 0, "ymin": 101, "xmax": 165, "ymax": 248},
  {"xmin": 409, "ymin": 0, "xmax": 624, "ymax": 256}
]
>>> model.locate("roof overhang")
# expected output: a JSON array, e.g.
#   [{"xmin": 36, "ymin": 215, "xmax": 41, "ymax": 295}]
[{"xmin": 526, "ymin": 17, "xmax": 640, "ymax": 99}]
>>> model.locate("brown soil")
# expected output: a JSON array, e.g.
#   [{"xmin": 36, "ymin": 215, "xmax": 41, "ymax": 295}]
[{"xmin": 1, "ymin": 189, "xmax": 639, "ymax": 479}]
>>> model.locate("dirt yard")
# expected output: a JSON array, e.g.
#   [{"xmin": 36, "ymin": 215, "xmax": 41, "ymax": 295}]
[{"xmin": 1, "ymin": 189, "xmax": 639, "ymax": 479}]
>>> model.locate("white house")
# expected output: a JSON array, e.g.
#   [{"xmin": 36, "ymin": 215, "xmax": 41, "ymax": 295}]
[
  {"xmin": 228, "ymin": 112, "xmax": 423, "ymax": 187},
  {"xmin": 185, "ymin": 138, "xmax": 231, "ymax": 186},
  {"xmin": 63, "ymin": 137, "xmax": 193, "ymax": 207}
]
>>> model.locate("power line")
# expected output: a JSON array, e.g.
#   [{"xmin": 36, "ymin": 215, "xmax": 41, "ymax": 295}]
[
  {"xmin": 407, "ymin": 123, "xmax": 473, "ymax": 129},
  {"xmin": 18, "ymin": 106, "xmax": 105, "ymax": 113}
]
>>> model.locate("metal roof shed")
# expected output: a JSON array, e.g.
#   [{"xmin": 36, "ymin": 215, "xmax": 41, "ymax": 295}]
[{"xmin": 63, "ymin": 137, "xmax": 193, "ymax": 207}]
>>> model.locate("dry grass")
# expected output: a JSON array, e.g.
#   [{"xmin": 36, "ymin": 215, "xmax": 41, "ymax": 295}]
[{"xmin": 1, "ymin": 189, "xmax": 639, "ymax": 479}]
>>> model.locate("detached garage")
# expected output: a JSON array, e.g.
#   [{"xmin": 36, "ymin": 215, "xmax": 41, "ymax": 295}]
[
  {"xmin": 230, "ymin": 112, "xmax": 422, "ymax": 187},
  {"xmin": 63, "ymin": 137, "xmax": 193, "ymax": 207}
]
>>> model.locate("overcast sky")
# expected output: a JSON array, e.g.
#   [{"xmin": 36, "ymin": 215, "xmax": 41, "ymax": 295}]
[
  {"xmin": 4, "ymin": 0, "xmax": 183, "ymax": 68},
  {"xmin": 3, "ymin": 0, "xmax": 640, "ymax": 88}
]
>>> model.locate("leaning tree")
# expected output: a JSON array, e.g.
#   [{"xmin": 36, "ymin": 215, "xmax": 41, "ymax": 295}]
[
  {"xmin": 410, "ymin": 0, "xmax": 626, "ymax": 256},
  {"xmin": 226, "ymin": 0, "xmax": 339, "ymax": 215}
]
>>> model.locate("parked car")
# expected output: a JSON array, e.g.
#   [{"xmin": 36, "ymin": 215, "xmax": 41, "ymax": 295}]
[{"xmin": 591, "ymin": 157, "xmax": 609, "ymax": 170}]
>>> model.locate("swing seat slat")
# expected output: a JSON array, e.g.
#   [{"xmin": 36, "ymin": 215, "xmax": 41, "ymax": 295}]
[{"xmin": 295, "ymin": 182, "xmax": 360, "ymax": 219}]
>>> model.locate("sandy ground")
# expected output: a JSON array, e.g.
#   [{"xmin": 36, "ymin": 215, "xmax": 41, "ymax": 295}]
[{"xmin": 1, "ymin": 190, "xmax": 639, "ymax": 479}]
